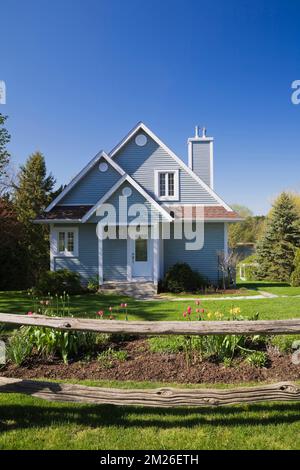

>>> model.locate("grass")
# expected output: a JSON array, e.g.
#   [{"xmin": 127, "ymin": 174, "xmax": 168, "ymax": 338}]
[
  {"xmin": 1, "ymin": 289, "xmax": 300, "ymax": 323},
  {"xmin": 0, "ymin": 379, "xmax": 300, "ymax": 450},
  {"xmin": 238, "ymin": 280, "xmax": 300, "ymax": 296},
  {"xmin": 1, "ymin": 287, "xmax": 300, "ymax": 449},
  {"xmin": 157, "ymin": 287, "xmax": 258, "ymax": 298}
]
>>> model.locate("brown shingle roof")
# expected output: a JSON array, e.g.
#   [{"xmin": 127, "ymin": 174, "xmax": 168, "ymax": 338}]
[
  {"xmin": 35, "ymin": 204, "xmax": 242, "ymax": 222},
  {"xmin": 167, "ymin": 205, "xmax": 242, "ymax": 221},
  {"xmin": 36, "ymin": 205, "xmax": 93, "ymax": 221}
]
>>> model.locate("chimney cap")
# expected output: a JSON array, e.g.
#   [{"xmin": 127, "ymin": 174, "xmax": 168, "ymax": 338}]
[{"xmin": 188, "ymin": 125, "xmax": 213, "ymax": 142}]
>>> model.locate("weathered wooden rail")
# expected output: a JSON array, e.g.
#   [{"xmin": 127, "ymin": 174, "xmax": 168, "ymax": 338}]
[
  {"xmin": 1, "ymin": 377, "xmax": 300, "ymax": 407},
  {"xmin": 1, "ymin": 313, "xmax": 300, "ymax": 408},
  {"xmin": 1, "ymin": 313, "xmax": 300, "ymax": 336}
]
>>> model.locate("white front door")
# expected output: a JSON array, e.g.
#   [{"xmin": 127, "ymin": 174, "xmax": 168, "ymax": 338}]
[{"xmin": 131, "ymin": 236, "xmax": 153, "ymax": 280}]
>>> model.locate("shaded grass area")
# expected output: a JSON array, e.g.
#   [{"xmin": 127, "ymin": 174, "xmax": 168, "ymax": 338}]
[
  {"xmin": 237, "ymin": 280, "xmax": 300, "ymax": 296},
  {"xmin": 1, "ymin": 290, "xmax": 300, "ymax": 323},
  {"xmin": 0, "ymin": 379, "xmax": 300, "ymax": 450}
]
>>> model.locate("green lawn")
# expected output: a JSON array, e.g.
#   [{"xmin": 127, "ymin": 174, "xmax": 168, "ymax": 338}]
[
  {"xmin": 1, "ymin": 289, "xmax": 300, "ymax": 450},
  {"xmin": 1, "ymin": 289, "xmax": 300, "ymax": 322},
  {"xmin": 0, "ymin": 379, "xmax": 300, "ymax": 450},
  {"xmin": 238, "ymin": 280, "xmax": 300, "ymax": 296}
]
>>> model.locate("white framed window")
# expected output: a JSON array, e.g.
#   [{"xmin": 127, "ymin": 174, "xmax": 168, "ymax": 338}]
[
  {"xmin": 53, "ymin": 227, "xmax": 79, "ymax": 257},
  {"xmin": 154, "ymin": 169, "xmax": 179, "ymax": 200}
]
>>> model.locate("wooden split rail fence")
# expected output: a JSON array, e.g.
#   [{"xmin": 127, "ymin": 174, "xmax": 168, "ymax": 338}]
[{"xmin": 0, "ymin": 313, "xmax": 300, "ymax": 408}]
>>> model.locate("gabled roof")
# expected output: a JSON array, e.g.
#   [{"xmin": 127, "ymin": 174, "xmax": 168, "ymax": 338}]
[
  {"xmin": 109, "ymin": 121, "xmax": 233, "ymax": 212},
  {"xmin": 35, "ymin": 205, "xmax": 93, "ymax": 223},
  {"xmin": 164, "ymin": 205, "xmax": 243, "ymax": 222},
  {"xmin": 45, "ymin": 151, "xmax": 125, "ymax": 213},
  {"xmin": 82, "ymin": 174, "xmax": 173, "ymax": 223}
]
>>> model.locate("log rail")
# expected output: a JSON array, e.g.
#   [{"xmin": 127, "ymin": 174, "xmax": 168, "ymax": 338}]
[
  {"xmin": 1, "ymin": 313, "xmax": 300, "ymax": 408},
  {"xmin": 1, "ymin": 313, "xmax": 300, "ymax": 336}
]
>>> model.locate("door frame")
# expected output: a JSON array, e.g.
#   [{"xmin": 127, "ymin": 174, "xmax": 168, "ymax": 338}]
[{"xmin": 126, "ymin": 224, "xmax": 159, "ymax": 284}]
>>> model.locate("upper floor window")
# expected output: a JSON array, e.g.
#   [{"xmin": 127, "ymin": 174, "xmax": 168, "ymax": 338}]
[{"xmin": 155, "ymin": 170, "xmax": 179, "ymax": 200}]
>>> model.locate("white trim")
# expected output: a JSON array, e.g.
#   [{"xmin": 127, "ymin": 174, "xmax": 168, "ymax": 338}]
[
  {"xmin": 81, "ymin": 175, "xmax": 127, "ymax": 222},
  {"xmin": 34, "ymin": 219, "xmax": 82, "ymax": 224},
  {"xmin": 52, "ymin": 226, "xmax": 79, "ymax": 257},
  {"xmin": 50, "ymin": 224, "xmax": 55, "ymax": 271},
  {"xmin": 98, "ymin": 226, "xmax": 103, "ymax": 285},
  {"xmin": 153, "ymin": 230, "xmax": 159, "ymax": 285},
  {"xmin": 126, "ymin": 175, "xmax": 172, "ymax": 221},
  {"xmin": 224, "ymin": 223, "xmax": 228, "ymax": 256},
  {"xmin": 82, "ymin": 174, "xmax": 173, "ymax": 223},
  {"xmin": 109, "ymin": 122, "xmax": 232, "ymax": 212},
  {"xmin": 188, "ymin": 141, "xmax": 193, "ymax": 169},
  {"xmin": 210, "ymin": 140, "xmax": 214, "ymax": 190},
  {"xmin": 45, "ymin": 151, "xmax": 125, "ymax": 212},
  {"xmin": 154, "ymin": 169, "xmax": 179, "ymax": 201},
  {"xmin": 126, "ymin": 236, "xmax": 132, "ymax": 281}
]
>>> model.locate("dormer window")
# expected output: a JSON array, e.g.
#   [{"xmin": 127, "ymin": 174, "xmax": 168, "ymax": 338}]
[{"xmin": 154, "ymin": 169, "xmax": 179, "ymax": 200}]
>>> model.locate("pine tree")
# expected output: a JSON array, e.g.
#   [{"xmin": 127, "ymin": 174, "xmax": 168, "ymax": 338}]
[
  {"xmin": 0, "ymin": 113, "xmax": 10, "ymax": 180},
  {"xmin": 13, "ymin": 152, "xmax": 55, "ymax": 285},
  {"xmin": 256, "ymin": 192, "xmax": 300, "ymax": 281}
]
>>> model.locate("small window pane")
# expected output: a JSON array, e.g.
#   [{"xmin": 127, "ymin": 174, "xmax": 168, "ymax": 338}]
[
  {"xmin": 59, "ymin": 232, "xmax": 65, "ymax": 252},
  {"xmin": 168, "ymin": 173, "xmax": 174, "ymax": 196},
  {"xmin": 135, "ymin": 238, "xmax": 147, "ymax": 262},
  {"xmin": 67, "ymin": 232, "xmax": 74, "ymax": 252},
  {"xmin": 159, "ymin": 173, "xmax": 166, "ymax": 196}
]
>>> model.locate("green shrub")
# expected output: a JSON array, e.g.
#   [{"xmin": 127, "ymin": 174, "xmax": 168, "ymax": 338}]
[
  {"xmin": 149, "ymin": 336, "xmax": 185, "ymax": 353},
  {"xmin": 245, "ymin": 351, "xmax": 268, "ymax": 368},
  {"xmin": 24, "ymin": 326, "xmax": 100, "ymax": 364},
  {"xmin": 290, "ymin": 249, "xmax": 300, "ymax": 286},
  {"xmin": 87, "ymin": 276, "xmax": 99, "ymax": 292},
  {"xmin": 97, "ymin": 347, "xmax": 127, "ymax": 368},
  {"xmin": 163, "ymin": 263, "xmax": 207, "ymax": 293},
  {"xmin": 35, "ymin": 269, "xmax": 83, "ymax": 295},
  {"xmin": 7, "ymin": 328, "xmax": 33, "ymax": 366},
  {"xmin": 269, "ymin": 334, "xmax": 300, "ymax": 353}
]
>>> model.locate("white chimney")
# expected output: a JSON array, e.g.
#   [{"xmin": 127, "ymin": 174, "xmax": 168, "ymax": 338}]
[{"xmin": 188, "ymin": 126, "xmax": 214, "ymax": 188}]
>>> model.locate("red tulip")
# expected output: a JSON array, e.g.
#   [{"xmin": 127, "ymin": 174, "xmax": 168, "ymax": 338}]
[
  {"xmin": 200, "ymin": 308, "xmax": 205, "ymax": 314},
  {"xmin": 183, "ymin": 311, "xmax": 187, "ymax": 318},
  {"xmin": 97, "ymin": 310, "xmax": 104, "ymax": 317},
  {"xmin": 187, "ymin": 306, "xmax": 192, "ymax": 315}
]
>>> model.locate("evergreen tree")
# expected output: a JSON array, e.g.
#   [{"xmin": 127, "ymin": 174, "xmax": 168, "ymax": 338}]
[
  {"xmin": 0, "ymin": 113, "xmax": 10, "ymax": 179},
  {"xmin": 256, "ymin": 192, "xmax": 300, "ymax": 281},
  {"xmin": 13, "ymin": 152, "xmax": 55, "ymax": 285}
]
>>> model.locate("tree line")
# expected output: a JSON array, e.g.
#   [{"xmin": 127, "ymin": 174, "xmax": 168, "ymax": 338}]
[
  {"xmin": 0, "ymin": 114, "xmax": 61, "ymax": 289},
  {"xmin": 230, "ymin": 195, "xmax": 300, "ymax": 283}
]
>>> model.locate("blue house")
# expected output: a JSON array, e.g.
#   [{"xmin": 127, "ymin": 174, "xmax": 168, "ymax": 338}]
[{"xmin": 36, "ymin": 122, "xmax": 241, "ymax": 293}]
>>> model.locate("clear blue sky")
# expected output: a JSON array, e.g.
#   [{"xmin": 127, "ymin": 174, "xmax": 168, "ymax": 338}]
[{"xmin": 2, "ymin": 0, "xmax": 300, "ymax": 214}]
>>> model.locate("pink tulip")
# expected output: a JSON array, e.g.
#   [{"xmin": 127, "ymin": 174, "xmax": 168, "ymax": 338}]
[
  {"xmin": 97, "ymin": 310, "xmax": 104, "ymax": 317},
  {"xmin": 187, "ymin": 306, "xmax": 192, "ymax": 315},
  {"xmin": 195, "ymin": 300, "xmax": 200, "ymax": 306},
  {"xmin": 109, "ymin": 306, "xmax": 112, "ymax": 312},
  {"xmin": 183, "ymin": 311, "xmax": 187, "ymax": 318},
  {"xmin": 200, "ymin": 308, "xmax": 205, "ymax": 314},
  {"xmin": 120, "ymin": 303, "xmax": 124, "ymax": 308},
  {"xmin": 124, "ymin": 303, "xmax": 127, "ymax": 308},
  {"xmin": 27, "ymin": 311, "xmax": 33, "ymax": 316},
  {"xmin": 196, "ymin": 308, "xmax": 199, "ymax": 313}
]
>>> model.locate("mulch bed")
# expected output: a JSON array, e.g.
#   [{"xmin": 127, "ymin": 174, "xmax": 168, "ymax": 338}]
[{"xmin": 1, "ymin": 338, "xmax": 300, "ymax": 384}]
